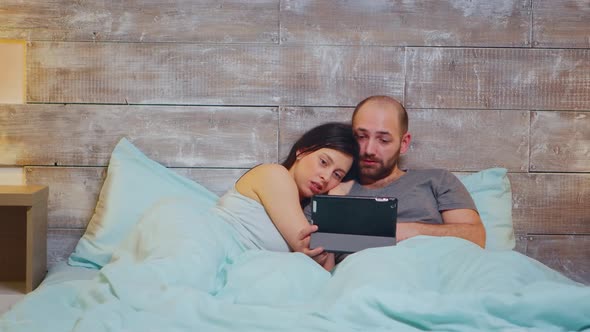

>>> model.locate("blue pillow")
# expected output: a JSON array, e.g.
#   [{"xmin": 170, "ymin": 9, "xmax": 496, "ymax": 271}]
[
  {"xmin": 69, "ymin": 138, "xmax": 219, "ymax": 269},
  {"xmin": 458, "ymin": 168, "xmax": 515, "ymax": 251}
]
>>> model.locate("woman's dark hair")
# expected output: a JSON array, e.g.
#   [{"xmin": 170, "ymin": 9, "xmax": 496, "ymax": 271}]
[{"xmin": 281, "ymin": 122, "xmax": 359, "ymax": 182}]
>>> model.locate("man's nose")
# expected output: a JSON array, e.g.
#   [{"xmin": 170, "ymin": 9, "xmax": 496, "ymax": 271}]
[{"xmin": 364, "ymin": 138, "xmax": 377, "ymax": 156}]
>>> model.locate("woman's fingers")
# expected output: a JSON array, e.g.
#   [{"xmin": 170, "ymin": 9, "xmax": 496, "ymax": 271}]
[
  {"xmin": 298, "ymin": 224, "xmax": 318, "ymax": 241},
  {"xmin": 322, "ymin": 253, "xmax": 335, "ymax": 271},
  {"xmin": 297, "ymin": 224, "xmax": 326, "ymax": 258},
  {"xmin": 304, "ymin": 246, "xmax": 324, "ymax": 257}
]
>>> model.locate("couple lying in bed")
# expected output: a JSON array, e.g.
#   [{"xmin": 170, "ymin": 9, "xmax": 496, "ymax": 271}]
[
  {"xmin": 216, "ymin": 95, "xmax": 485, "ymax": 271},
  {"xmin": 5, "ymin": 96, "xmax": 588, "ymax": 331}
]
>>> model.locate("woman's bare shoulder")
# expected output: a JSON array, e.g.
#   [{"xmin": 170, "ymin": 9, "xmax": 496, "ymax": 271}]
[
  {"xmin": 247, "ymin": 163, "xmax": 290, "ymax": 179},
  {"xmin": 237, "ymin": 163, "xmax": 291, "ymax": 189}
]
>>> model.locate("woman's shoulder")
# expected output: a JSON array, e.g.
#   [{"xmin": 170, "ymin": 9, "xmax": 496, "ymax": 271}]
[
  {"xmin": 247, "ymin": 163, "xmax": 290, "ymax": 178},
  {"xmin": 237, "ymin": 163, "xmax": 292, "ymax": 189},
  {"xmin": 236, "ymin": 163, "xmax": 295, "ymax": 202}
]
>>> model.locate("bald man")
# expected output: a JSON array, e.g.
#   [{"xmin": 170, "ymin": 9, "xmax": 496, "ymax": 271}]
[{"xmin": 329, "ymin": 96, "xmax": 486, "ymax": 248}]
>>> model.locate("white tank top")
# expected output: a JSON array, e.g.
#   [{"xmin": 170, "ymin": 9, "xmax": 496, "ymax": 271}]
[{"xmin": 213, "ymin": 187, "xmax": 290, "ymax": 252}]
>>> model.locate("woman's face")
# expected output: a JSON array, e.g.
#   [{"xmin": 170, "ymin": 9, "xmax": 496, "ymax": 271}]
[{"xmin": 291, "ymin": 148, "xmax": 353, "ymax": 199}]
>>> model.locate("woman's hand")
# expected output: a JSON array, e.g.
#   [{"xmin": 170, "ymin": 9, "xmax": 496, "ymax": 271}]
[
  {"xmin": 312, "ymin": 252, "xmax": 335, "ymax": 271},
  {"xmin": 296, "ymin": 225, "xmax": 335, "ymax": 271},
  {"xmin": 296, "ymin": 224, "xmax": 324, "ymax": 257}
]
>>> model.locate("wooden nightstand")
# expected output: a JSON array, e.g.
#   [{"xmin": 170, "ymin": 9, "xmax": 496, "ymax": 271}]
[{"xmin": 0, "ymin": 185, "xmax": 48, "ymax": 294}]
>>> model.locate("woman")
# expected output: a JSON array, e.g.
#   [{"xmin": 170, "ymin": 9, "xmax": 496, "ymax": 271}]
[{"xmin": 214, "ymin": 122, "xmax": 359, "ymax": 271}]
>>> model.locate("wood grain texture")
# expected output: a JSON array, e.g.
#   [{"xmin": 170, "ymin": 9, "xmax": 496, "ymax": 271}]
[
  {"xmin": 524, "ymin": 234, "xmax": 590, "ymax": 285},
  {"xmin": 278, "ymin": 107, "xmax": 355, "ymax": 161},
  {"xmin": 402, "ymin": 109, "xmax": 529, "ymax": 171},
  {"xmin": 25, "ymin": 167, "xmax": 104, "ymax": 229},
  {"xmin": 27, "ymin": 42, "xmax": 404, "ymax": 106},
  {"xmin": 0, "ymin": 104, "xmax": 278, "ymax": 167},
  {"xmin": 278, "ymin": 46, "xmax": 405, "ymax": 106},
  {"xmin": 0, "ymin": 0, "xmax": 279, "ymax": 43},
  {"xmin": 280, "ymin": 107, "xmax": 530, "ymax": 171},
  {"xmin": 47, "ymin": 228, "xmax": 84, "ymax": 267},
  {"xmin": 510, "ymin": 173, "xmax": 590, "ymax": 235},
  {"xmin": 514, "ymin": 234, "xmax": 527, "ymax": 255},
  {"xmin": 530, "ymin": 111, "xmax": 590, "ymax": 172},
  {"xmin": 532, "ymin": 0, "xmax": 590, "ymax": 48},
  {"xmin": 175, "ymin": 168, "xmax": 248, "ymax": 196},
  {"xmin": 25, "ymin": 166, "xmax": 247, "ymax": 229},
  {"xmin": 405, "ymin": 48, "xmax": 590, "ymax": 110},
  {"xmin": 281, "ymin": 0, "xmax": 531, "ymax": 47}
]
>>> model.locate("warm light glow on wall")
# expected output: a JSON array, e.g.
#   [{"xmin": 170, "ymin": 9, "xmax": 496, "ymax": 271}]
[
  {"xmin": 0, "ymin": 40, "xmax": 26, "ymax": 185},
  {"xmin": 0, "ymin": 40, "xmax": 26, "ymax": 104}
]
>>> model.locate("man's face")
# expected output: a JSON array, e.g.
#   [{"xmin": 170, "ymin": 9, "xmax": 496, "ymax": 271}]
[{"xmin": 352, "ymin": 101, "xmax": 408, "ymax": 183}]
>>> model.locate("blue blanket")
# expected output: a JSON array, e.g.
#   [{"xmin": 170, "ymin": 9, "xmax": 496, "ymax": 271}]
[{"xmin": 2, "ymin": 200, "xmax": 589, "ymax": 331}]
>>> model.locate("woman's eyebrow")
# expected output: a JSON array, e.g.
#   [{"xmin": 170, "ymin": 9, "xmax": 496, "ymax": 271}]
[
  {"xmin": 321, "ymin": 154, "xmax": 347, "ymax": 173},
  {"xmin": 320, "ymin": 153, "xmax": 334, "ymax": 164}
]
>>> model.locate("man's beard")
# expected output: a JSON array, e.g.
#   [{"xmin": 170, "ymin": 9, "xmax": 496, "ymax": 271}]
[{"xmin": 358, "ymin": 155, "xmax": 397, "ymax": 183}]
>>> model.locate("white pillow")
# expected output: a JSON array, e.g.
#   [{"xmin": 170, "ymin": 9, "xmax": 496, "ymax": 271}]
[
  {"xmin": 68, "ymin": 138, "xmax": 219, "ymax": 269},
  {"xmin": 458, "ymin": 168, "xmax": 515, "ymax": 251}
]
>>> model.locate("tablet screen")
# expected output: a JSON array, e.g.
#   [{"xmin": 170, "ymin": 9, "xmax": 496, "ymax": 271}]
[{"xmin": 310, "ymin": 195, "xmax": 397, "ymax": 253}]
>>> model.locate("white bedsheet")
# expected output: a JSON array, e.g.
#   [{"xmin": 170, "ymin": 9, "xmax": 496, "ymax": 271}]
[
  {"xmin": 39, "ymin": 261, "xmax": 99, "ymax": 288},
  {"xmin": 0, "ymin": 261, "xmax": 99, "ymax": 315},
  {"xmin": 2, "ymin": 199, "xmax": 589, "ymax": 332}
]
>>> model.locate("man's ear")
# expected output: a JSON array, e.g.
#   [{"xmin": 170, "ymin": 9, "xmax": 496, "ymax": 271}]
[{"xmin": 400, "ymin": 132, "xmax": 411, "ymax": 154}]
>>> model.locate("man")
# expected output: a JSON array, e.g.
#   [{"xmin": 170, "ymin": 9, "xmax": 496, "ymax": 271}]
[{"xmin": 313, "ymin": 95, "xmax": 486, "ymax": 248}]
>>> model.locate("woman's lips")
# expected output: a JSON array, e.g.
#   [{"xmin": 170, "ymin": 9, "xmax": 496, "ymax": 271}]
[{"xmin": 310, "ymin": 181, "xmax": 323, "ymax": 194}]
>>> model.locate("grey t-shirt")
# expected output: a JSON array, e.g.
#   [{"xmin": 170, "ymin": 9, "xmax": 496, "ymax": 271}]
[{"xmin": 305, "ymin": 169, "xmax": 476, "ymax": 225}]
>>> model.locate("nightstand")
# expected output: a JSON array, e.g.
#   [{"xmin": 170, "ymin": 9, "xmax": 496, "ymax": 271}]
[{"xmin": 0, "ymin": 185, "xmax": 48, "ymax": 294}]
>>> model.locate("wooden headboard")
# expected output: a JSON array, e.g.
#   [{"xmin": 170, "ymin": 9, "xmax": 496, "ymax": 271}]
[{"xmin": 0, "ymin": 1, "xmax": 588, "ymax": 284}]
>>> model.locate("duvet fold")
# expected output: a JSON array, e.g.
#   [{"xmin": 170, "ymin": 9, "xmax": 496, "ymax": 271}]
[{"xmin": 1, "ymin": 199, "xmax": 588, "ymax": 332}]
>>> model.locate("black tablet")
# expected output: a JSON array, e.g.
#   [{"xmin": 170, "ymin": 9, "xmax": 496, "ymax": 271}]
[{"xmin": 310, "ymin": 195, "xmax": 398, "ymax": 254}]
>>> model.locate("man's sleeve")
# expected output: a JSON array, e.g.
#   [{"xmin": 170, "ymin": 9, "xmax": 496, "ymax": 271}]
[{"xmin": 436, "ymin": 170, "xmax": 477, "ymax": 212}]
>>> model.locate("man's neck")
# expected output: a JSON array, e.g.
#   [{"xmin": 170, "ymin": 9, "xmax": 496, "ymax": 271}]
[{"xmin": 359, "ymin": 167, "xmax": 406, "ymax": 190}]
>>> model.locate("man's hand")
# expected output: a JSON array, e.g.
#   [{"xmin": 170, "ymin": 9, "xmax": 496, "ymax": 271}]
[
  {"xmin": 396, "ymin": 222, "xmax": 421, "ymax": 242},
  {"xmin": 395, "ymin": 209, "xmax": 486, "ymax": 248}
]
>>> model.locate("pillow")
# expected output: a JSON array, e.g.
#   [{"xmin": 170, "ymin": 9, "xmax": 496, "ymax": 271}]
[
  {"xmin": 458, "ymin": 168, "xmax": 515, "ymax": 251},
  {"xmin": 69, "ymin": 138, "xmax": 219, "ymax": 269}
]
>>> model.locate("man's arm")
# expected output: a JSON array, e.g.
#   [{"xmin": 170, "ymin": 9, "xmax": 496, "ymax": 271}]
[
  {"xmin": 328, "ymin": 176, "xmax": 487, "ymax": 248},
  {"xmin": 396, "ymin": 209, "xmax": 486, "ymax": 248}
]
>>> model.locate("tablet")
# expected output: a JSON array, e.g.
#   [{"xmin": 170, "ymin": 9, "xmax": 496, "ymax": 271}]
[{"xmin": 310, "ymin": 195, "xmax": 397, "ymax": 254}]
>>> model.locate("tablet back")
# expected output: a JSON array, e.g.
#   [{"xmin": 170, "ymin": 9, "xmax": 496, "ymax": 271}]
[{"xmin": 310, "ymin": 195, "xmax": 397, "ymax": 253}]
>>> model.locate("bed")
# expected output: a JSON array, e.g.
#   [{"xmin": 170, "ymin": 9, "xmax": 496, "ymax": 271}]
[{"xmin": 1, "ymin": 138, "xmax": 589, "ymax": 332}]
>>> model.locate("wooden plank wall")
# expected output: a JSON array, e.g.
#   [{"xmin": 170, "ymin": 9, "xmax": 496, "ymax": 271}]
[{"xmin": 0, "ymin": 0, "xmax": 588, "ymax": 284}]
